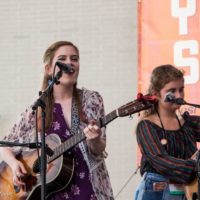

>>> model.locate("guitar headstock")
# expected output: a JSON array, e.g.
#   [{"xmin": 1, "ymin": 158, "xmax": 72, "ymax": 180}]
[{"xmin": 117, "ymin": 100, "xmax": 154, "ymax": 117}]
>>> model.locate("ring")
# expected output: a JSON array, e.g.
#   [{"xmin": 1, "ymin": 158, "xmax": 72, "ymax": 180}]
[{"xmin": 16, "ymin": 173, "xmax": 21, "ymax": 177}]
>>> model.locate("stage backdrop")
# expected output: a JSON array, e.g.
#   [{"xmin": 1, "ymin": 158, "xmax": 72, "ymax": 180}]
[{"xmin": 138, "ymin": 0, "xmax": 200, "ymax": 115}]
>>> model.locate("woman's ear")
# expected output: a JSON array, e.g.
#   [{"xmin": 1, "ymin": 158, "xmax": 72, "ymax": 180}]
[
  {"xmin": 151, "ymin": 90, "xmax": 157, "ymax": 96},
  {"xmin": 45, "ymin": 64, "xmax": 52, "ymax": 75},
  {"xmin": 151, "ymin": 90, "xmax": 160, "ymax": 99}
]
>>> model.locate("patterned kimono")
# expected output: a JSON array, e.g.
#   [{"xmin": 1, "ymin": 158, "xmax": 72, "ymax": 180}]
[{"xmin": 3, "ymin": 88, "xmax": 114, "ymax": 200}]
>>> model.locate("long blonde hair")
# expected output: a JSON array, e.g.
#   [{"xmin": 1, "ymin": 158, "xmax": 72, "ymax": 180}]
[{"xmin": 37, "ymin": 41, "xmax": 82, "ymax": 131}]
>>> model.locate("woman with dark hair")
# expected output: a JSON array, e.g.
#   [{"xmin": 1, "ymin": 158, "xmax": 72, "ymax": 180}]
[
  {"xmin": 0, "ymin": 41, "xmax": 114, "ymax": 200},
  {"xmin": 134, "ymin": 64, "xmax": 200, "ymax": 200}
]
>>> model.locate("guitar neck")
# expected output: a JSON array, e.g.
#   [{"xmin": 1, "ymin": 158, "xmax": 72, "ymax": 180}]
[
  {"xmin": 97, "ymin": 109, "xmax": 118, "ymax": 128},
  {"xmin": 48, "ymin": 109, "xmax": 118, "ymax": 163}
]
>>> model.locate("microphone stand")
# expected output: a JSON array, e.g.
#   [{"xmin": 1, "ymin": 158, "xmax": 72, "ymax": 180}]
[
  {"xmin": 32, "ymin": 70, "xmax": 62, "ymax": 200},
  {"xmin": 176, "ymin": 99, "xmax": 200, "ymax": 108},
  {"xmin": 0, "ymin": 141, "xmax": 41, "ymax": 148}
]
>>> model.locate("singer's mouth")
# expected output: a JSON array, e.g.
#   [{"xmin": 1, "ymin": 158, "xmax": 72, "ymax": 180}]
[{"xmin": 69, "ymin": 69, "xmax": 75, "ymax": 74}]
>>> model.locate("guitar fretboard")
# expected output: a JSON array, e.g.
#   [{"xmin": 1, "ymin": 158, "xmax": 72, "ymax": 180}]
[{"xmin": 48, "ymin": 109, "xmax": 118, "ymax": 163}]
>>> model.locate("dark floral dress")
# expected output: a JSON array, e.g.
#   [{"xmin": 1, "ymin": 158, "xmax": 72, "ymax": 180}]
[
  {"xmin": 2, "ymin": 88, "xmax": 114, "ymax": 200},
  {"xmin": 47, "ymin": 103, "xmax": 96, "ymax": 200}
]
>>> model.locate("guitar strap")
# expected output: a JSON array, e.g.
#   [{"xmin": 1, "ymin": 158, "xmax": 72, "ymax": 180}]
[
  {"xmin": 77, "ymin": 88, "xmax": 104, "ymax": 172},
  {"xmin": 69, "ymin": 89, "xmax": 92, "ymax": 168},
  {"xmin": 70, "ymin": 90, "xmax": 81, "ymax": 136},
  {"xmin": 68, "ymin": 88, "xmax": 103, "ymax": 172},
  {"xmin": 69, "ymin": 89, "xmax": 91, "ymax": 165}
]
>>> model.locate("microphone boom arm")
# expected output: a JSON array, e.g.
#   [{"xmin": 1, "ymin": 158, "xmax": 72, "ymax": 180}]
[{"xmin": 177, "ymin": 99, "xmax": 200, "ymax": 108}]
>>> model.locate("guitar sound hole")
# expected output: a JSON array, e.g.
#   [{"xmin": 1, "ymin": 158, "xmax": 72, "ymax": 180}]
[
  {"xmin": 192, "ymin": 193, "xmax": 198, "ymax": 200},
  {"xmin": 63, "ymin": 150, "xmax": 74, "ymax": 158},
  {"xmin": 33, "ymin": 157, "xmax": 41, "ymax": 173},
  {"xmin": 33, "ymin": 151, "xmax": 74, "ymax": 173}
]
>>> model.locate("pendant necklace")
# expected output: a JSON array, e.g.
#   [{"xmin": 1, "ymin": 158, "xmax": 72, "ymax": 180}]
[
  {"xmin": 156, "ymin": 111, "xmax": 181, "ymax": 146},
  {"xmin": 156, "ymin": 110, "xmax": 168, "ymax": 145},
  {"xmin": 161, "ymin": 137, "xmax": 168, "ymax": 145}
]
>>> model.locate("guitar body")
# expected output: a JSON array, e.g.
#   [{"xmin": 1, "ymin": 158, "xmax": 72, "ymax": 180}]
[
  {"xmin": 184, "ymin": 178, "xmax": 198, "ymax": 200},
  {"xmin": 0, "ymin": 134, "xmax": 74, "ymax": 200}
]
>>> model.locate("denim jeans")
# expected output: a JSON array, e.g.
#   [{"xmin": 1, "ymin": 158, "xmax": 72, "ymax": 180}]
[{"xmin": 134, "ymin": 172, "xmax": 185, "ymax": 200}]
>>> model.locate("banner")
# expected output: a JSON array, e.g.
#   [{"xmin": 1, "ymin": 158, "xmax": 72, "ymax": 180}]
[{"xmin": 138, "ymin": 0, "xmax": 200, "ymax": 115}]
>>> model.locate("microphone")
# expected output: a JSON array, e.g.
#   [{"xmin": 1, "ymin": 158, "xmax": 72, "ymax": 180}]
[
  {"xmin": 164, "ymin": 92, "xmax": 186, "ymax": 105},
  {"xmin": 174, "ymin": 98, "xmax": 185, "ymax": 105},
  {"xmin": 164, "ymin": 92, "xmax": 176, "ymax": 103},
  {"xmin": 56, "ymin": 62, "xmax": 74, "ymax": 74},
  {"xmin": 164, "ymin": 92, "xmax": 200, "ymax": 108}
]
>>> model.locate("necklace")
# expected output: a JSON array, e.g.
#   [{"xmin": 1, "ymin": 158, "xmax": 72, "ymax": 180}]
[{"xmin": 156, "ymin": 111, "xmax": 181, "ymax": 146}]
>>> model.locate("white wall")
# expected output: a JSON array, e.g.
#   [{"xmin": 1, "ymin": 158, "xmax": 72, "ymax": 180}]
[{"xmin": 0, "ymin": 1, "xmax": 140, "ymax": 199}]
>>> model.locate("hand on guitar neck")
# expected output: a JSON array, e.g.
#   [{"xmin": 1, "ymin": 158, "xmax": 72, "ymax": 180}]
[{"xmin": 84, "ymin": 119, "xmax": 105, "ymax": 155}]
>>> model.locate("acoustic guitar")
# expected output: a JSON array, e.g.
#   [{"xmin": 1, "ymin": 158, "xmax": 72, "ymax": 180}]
[
  {"xmin": 184, "ymin": 178, "xmax": 198, "ymax": 200},
  {"xmin": 0, "ymin": 97, "xmax": 154, "ymax": 200}
]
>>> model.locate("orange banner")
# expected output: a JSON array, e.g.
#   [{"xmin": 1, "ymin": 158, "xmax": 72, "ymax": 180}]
[{"xmin": 138, "ymin": 0, "xmax": 200, "ymax": 115}]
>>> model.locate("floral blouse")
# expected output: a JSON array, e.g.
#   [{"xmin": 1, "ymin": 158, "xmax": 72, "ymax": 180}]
[{"xmin": 3, "ymin": 88, "xmax": 114, "ymax": 200}]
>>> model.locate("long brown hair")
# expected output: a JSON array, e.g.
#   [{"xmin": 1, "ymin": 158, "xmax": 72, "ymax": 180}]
[
  {"xmin": 141, "ymin": 64, "xmax": 184, "ymax": 118},
  {"xmin": 37, "ymin": 41, "xmax": 82, "ymax": 131}
]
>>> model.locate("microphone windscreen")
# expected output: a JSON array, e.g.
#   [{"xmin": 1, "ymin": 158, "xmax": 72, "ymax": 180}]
[
  {"xmin": 164, "ymin": 92, "xmax": 175, "ymax": 103},
  {"xmin": 175, "ymin": 98, "xmax": 185, "ymax": 105},
  {"xmin": 56, "ymin": 62, "xmax": 74, "ymax": 74}
]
